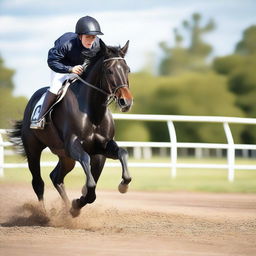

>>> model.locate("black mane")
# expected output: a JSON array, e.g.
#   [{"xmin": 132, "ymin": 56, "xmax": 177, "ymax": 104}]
[
  {"xmin": 106, "ymin": 45, "xmax": 122, "ymax": 56},
  {"xmin": 82, "ymin": 44, "xmax": 122, "ymax": 78}
]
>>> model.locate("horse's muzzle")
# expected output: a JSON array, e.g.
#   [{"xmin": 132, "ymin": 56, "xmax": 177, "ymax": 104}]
[{"xmin": 116, "ymin": 87, "xmax": 133, "ymax": 112}]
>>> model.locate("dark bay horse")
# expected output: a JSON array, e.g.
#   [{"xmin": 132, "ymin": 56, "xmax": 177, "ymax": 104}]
[{"xmin": 10, "ymin": 40, "xmax": 133, "ymax": 217}]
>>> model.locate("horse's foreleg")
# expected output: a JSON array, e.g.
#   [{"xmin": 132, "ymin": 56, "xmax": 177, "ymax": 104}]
[
  {"xmin": 66, "ymin": 137, "xmax": 96, "ymax": 217},
  {"xmin": 71, "ymin": 154, "xmax": 106, "ymax": 217},
  {"xmin": 104, "ymin": 140, "xmax": 132, "ymax": 193}
]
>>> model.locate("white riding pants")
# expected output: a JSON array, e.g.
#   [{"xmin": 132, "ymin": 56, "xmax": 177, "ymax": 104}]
[{"xmin": 49, "ymin": 71, "xmax": 77, "ymax": 95}]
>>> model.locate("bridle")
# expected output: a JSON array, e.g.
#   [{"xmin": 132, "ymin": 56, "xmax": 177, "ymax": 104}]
[
  {"xmin": 102, "ymin": 56, "xmax": 129, "ymax": 95},
  {"xmin": 75, "ymin": 57, "xmax": 129, "ymax": 105}
]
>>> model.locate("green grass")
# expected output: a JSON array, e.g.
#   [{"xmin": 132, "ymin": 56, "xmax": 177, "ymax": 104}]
[{"xmin": 1, "ymin": 153, "xmax": 256, "ymax": 193}]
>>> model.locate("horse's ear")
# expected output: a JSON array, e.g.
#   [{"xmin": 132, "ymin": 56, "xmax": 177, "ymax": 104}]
[
  {"xmin": 100, "ymin": 39, "xmax": 113, "ymax": 56},
  {"xmin": 120, "ymin": 40, "xmax": 129, "ymax": 57},
  {"xmin": 99, "ymin": 39, "xmax": 107, "ymax": 53}
]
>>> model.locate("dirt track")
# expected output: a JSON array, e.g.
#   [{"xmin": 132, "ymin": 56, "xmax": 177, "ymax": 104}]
[{"xmin": 0, "ymin": 183, "xmax": 256, "ymax": 256}]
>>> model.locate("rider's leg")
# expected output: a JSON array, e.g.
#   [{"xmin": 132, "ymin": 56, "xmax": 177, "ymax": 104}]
[
  {"xmin": 30, "ymin": 90, "xmax": 57, "ymax": 129},
  {"xmin": 30, "ymin": 71, "xmax": 72, "ymax": 130}
]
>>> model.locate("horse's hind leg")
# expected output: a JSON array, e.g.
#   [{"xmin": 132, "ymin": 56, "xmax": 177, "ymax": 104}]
[
  {"xmin": 50, "ymin": 156, "xmax": 75, "ymax": 206},
  {"xmin": 23, "ymin": 135, "xmax": 46, "ymax": 203}
]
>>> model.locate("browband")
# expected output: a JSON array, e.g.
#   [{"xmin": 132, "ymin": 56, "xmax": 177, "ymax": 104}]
[{"xmin": 103, "ymin": 57, "xmax": 125, "ymax": 63}]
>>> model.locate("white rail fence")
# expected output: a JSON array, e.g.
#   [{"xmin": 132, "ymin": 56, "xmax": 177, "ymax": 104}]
[{"xmin": 1, "ymin": 114, "xmax": 256, "ymax": 182}]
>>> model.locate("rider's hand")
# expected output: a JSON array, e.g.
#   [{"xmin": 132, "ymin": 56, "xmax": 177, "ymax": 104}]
[{"xmin": 71, "ymin": 65, "xmax": 83, "ymax": 75}]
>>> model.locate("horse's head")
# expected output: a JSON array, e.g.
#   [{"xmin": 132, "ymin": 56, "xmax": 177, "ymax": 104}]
[{"xmin": 100, "ymin": 40, "xmax": 133, "ymax": 112}]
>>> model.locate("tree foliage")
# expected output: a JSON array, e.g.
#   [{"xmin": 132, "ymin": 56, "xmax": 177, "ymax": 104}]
[
  {"xmin": 117, "ymin": 71, "xmax": 243, "ymax": 143},
  {"xmin": 159, "ymin": 13, "xmax": 215, "ymax": 75},
  {"xmin": 183, "ymin": 13, "xmax": 215, "ymax": 57},
  {"xmin": 0, "ymin": 56, "xmax": 27, "ymax": 128},
  {"xmin": 213, "ymin": 25, "xmax": 256, "ymax": 143},
  {"xmin": 235, "ymin": 25, "xmax": 256, "ymax": 55},
  {"xmin": 0, "ymin": 88, "xmax": 27, "ymax": 128},
  {"xmin": 0, "ymin": 56, "xmax": 15, "ymax": 90}
]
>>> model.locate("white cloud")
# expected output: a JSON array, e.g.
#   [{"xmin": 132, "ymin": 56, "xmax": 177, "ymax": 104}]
[
  {"xmin": 1, "ymin": 0, "xmax": 34, "ymax": 8},
  {"xmin": 1, "ymin": 0, "xmax": 67, "ymax": 11},
  {"xmin": 0, "ymin": 15, "xmax": 76, "ymax": 34}
]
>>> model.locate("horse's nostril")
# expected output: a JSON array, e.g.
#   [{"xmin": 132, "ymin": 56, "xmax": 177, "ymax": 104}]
[
  {"xmin": 119, "ymin": 98, "xmax": 126, "ymax": 106},
  {"xmin": 118, "ymin": 98, "xmax": 133, "ymax": 112}
]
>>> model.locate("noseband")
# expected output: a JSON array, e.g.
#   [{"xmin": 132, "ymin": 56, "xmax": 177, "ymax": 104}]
[{"xmin": 75, "ymin": 57, "xmax": 129, "ymax": 102}]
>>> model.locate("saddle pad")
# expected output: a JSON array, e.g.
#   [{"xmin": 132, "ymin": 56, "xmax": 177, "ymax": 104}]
[{"xmin": 30, "ymin": 80, "xmax": 72, "ymax": 122}]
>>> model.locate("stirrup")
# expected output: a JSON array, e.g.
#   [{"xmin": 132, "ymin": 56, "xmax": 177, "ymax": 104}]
[{"xmin": 30, "ymin": 118, "xmax": 46, "ymax": 130}]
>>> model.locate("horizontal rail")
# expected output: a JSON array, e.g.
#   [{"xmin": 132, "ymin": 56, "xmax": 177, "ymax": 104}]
[
  {"xmin": 1, "ymin": 161, "xmax": 256, "ymax": 170},
  {"xmin": 113, "ymin": 114, "xmax": 256, "ymax": 124},
  {"xmin": 2, "ymin": 140, "xmax": 256, "ymax": 150},
  {"xmin": 117, "ymin": 142, "xmax": 256, "ymax": 150}
]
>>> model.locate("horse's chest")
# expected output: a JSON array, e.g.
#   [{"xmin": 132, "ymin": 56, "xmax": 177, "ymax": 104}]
[
  {"xmin": 81, "ymin": 128, "xmax": 109, "ymax": 153},
  {"xmin": 73, "ymin": 115, "xmax": 114, "ymax": 153}
]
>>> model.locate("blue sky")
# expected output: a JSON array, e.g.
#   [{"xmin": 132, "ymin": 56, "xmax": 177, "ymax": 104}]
[{"xmin": 0, "ymin": 0, "xmax": 256, "ymax": 97}]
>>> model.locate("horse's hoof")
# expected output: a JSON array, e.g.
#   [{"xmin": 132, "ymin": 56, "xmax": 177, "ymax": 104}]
[
  {"xmin": 118, "ymin": 182, "xmax": 129, "ymax": 194},
  {"xmin": 39, "ymin": 200, "xmax": 47, "ymax": 214},
  {"xmin": 81, "ymin": 185, "xmax": 88, "ymax": 196},
  {"xmin": 69, "ymin": 200, "xmax": 81, "ymax": 218}
]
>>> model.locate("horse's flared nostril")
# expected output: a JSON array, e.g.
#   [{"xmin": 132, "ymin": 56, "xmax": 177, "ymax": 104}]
[
  {"xmin": 118, "ymin": 98, "xmax": 133, "ymax": 112},
  {"xmin": 119, "ymin": 98, "xmax": 126, "ymax": 106}
]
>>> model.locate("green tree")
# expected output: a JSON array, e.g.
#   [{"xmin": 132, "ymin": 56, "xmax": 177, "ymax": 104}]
[
  {"xmin": 127, "ymin": 72, "xmax": 243, "ymax": 143},
  {"xmin": 159, "ymin": 29, "xmax": 191, "ymax": 75},
  {"xmin": 0, "ymin": 88, "xmax": 27, "ymax": 128},
  {"xmin": 235, "ymin": 25, "xmax": 256, "ymax": 55},
  {"xmin": 213, "ymin": 25, "xmax": 256, "ymax": 143},
  {"xmin": 0, "ymin": 55, "xmax": 27, "ymax": 128},
  {"xmin": 0, "ymin": 56, "xmax": 15, "ymax": 90},
  {"xmin": 183, "ymin": 13, "xmax": 215, "ymax": 58},
  {"xmin": 159, "ymin": 13, "xmax": 215, "ymax": 75}
]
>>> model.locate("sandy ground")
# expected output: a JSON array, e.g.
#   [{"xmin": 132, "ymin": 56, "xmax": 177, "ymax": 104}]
[{"xmin": 0, "ymin": 183, "xmax": 256, "ymax": 256}]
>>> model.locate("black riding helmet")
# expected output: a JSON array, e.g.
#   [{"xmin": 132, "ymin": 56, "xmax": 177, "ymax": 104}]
[{"xmin": 75, "ymin": 16, "xmax": 104, "ymax": 35}]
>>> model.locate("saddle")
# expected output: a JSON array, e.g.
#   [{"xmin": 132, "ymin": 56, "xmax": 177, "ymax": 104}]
[{"xmin": 30, "ymin": 79, "xmax": 76, "ymax": 123}]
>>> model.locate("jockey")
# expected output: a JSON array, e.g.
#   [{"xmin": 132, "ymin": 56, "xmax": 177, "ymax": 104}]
[{"xmin": 30, "ymin": 16, "xmax": 104, "ymax": 129}]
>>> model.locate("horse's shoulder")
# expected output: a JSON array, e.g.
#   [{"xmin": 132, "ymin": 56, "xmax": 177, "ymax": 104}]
[{"xmin": 102, "ymin": 110, "xmax": 114, "ymax": 127}]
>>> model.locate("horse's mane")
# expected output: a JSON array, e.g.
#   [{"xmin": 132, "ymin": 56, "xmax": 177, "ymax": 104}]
[
  {"xmin": 106, "ymin": 45, "xmax": 123, "ymax": 56},
  {"xmin": 82, "ymin": 44, "xmax": 123, "ymax": 78}
]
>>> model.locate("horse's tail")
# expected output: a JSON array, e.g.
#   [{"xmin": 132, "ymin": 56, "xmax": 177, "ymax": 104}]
[{"xmin": 8, "ymin": 120, "xmax": 27, "ymax": 158}]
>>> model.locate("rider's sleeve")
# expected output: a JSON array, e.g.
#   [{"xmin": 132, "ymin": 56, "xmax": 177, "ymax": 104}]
[{"xmin": 47, "ymin": 44, "xmax": 72, "ymax": 74}]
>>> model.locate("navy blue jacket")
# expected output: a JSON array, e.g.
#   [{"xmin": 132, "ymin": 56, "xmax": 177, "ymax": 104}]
[{"xmin": 47, "ymin": 32, "xmax": 101, "ymax": 73}]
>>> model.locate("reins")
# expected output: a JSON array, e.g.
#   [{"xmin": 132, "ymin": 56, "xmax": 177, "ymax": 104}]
[
  {"xmin": 74, "ymin": 57, "xmax": 129, "ymax": 105},
  {"xmin": 75, "ymin": 75, "xmax": 109, "ymax": 96}
]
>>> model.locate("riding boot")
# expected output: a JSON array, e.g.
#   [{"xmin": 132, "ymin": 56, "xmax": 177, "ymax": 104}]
[{"xmin": 30, "ymin": 90, "xmax": 57, "ymax": 130}]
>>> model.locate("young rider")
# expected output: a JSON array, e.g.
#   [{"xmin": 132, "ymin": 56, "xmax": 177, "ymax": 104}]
[{"xmin": 30, "ymin": 15, "xmax": 103, "ymax": 129}]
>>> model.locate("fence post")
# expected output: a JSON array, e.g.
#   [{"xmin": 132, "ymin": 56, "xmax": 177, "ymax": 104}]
[
  {"xmin": 167, "ymin": 121, "xmax": 177, "ymax": 178},
  {"xmin": 0, "ymin": 132, "xmax": 4, "ymax": 177},
  {"xmin": 223, "ymin": 122, "xmax": 235, "ymax": 182}
]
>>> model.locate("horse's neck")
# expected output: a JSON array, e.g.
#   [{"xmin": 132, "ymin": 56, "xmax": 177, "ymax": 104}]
[
  {"xmin": 87, "ymin": 87, "xmax": 108, "ymax": 122},
  {"xmin": 72, "ymin": 62, "xmax": 108, "ymax": 123},
  {"xmin": 86, "ymin": 57, "xmax": 110, "ymax": 121}
]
